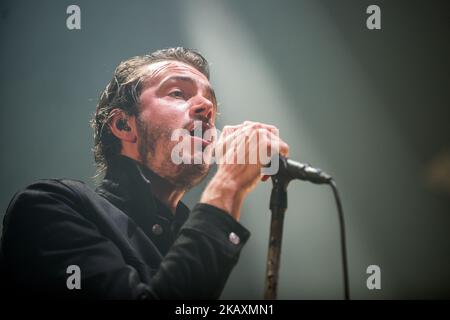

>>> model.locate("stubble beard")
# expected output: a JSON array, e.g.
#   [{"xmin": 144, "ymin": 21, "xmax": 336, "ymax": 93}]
[{"xmin": 136, "ymin": 116, "xmax": 210, "ymax": 190}]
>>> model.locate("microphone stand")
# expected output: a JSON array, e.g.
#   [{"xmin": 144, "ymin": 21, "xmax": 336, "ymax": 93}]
[
  {"xmin": 263, "ymin": 157, "xmax": 350, "ymax": 300},
  {"xmin": 264, "ymin": 157, "xmax": 292, "ymax": 300}
]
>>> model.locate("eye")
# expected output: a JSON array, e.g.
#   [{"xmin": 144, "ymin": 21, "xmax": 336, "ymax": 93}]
[{"xmin": 169, "ymin": 89, "xmax": 185, "ymax": 99}]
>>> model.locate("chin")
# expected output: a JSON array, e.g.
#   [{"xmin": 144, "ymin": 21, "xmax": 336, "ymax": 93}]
[{"xmin": 169, "ymin": 162, "xmax": 211, "ymax": 190}]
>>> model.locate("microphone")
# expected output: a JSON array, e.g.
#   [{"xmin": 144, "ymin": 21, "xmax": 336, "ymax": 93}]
[{"xmin": 277, "ymin": 156, "xmax": 332, "ymax": 184}]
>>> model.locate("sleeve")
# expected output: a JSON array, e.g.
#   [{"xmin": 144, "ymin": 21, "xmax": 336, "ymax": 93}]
[
  {"xmin": 1, "ymin": 180, "xmax": 250, "ymax": 299},
  {"xmin": 149, "ymin": 203, "xmax": 250, "ymax": 299}
]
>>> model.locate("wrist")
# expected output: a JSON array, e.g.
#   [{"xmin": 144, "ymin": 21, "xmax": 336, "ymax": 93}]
[{"xmin": 200, "ymin": 175, "xmax": 245, "ymax": 221}]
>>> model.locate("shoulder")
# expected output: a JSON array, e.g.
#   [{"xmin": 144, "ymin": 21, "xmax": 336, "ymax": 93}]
[
  {"xmin": 3, "ymin": 179, "xmax": 98, "ymax": 229},
  {"xmin": 7, "ymin": 178, "xmax": 92, "ymax": 208}
]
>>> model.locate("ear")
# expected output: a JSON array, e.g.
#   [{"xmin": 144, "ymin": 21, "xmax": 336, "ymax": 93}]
[{"xmin": 109, "ymin": 109, "xmax": 137, "ymax": 143}]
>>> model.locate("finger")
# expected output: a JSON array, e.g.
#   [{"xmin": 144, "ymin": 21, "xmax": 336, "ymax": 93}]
[
  {"xmin": 213, "ymin": 131, "xmax": 240, "ymax": 164},
  {"xmin": 242, "ymin": 121, "xmax": 278, "ymax": 133},
  {"xmin": 221, "ymin": 124, "xmax": 241, "ymax": 136},
  {"xmin": 265, "ymin": 130, "xmax": 289, "ymax": 158}
]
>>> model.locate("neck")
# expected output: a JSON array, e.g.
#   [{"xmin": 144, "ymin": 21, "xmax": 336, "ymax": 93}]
[
  {"xmin": 141, "ymin": 167, "xmax": 186, "ymax": 214},
  {"xmin": 119, "ymin": 152, "xmax": 188, "ymax": 213}
]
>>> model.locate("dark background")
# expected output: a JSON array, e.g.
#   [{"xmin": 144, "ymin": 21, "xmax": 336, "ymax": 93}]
[{"xmin": 1, "ymin": 0, "xmax": 449, "ymax": 299}]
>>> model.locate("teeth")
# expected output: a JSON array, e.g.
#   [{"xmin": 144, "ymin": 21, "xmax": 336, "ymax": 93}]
[{"xmin": 188, "ymin": 122, "xmax": 211, "ymax": 139}]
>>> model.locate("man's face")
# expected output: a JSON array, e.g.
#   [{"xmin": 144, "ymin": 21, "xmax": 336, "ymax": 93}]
[{"xmin": 136, "ymin": 60, "xmax": 217, "ymax": 189}]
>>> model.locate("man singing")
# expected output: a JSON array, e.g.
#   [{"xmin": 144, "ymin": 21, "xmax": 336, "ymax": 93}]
[{"xmin": 0, "ymin": 47, "xmax": 289, "ymax": 299}]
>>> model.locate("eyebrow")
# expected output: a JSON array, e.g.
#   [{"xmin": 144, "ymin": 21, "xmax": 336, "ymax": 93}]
[{"xmin": 159, "ymin": 75, "xmax": 217, "ymax": 109}]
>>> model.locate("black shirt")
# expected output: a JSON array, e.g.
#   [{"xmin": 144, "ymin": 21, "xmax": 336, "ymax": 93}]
[{"xmin": 0, "ymin": 155, "xmax": 250, "ymax": 299}]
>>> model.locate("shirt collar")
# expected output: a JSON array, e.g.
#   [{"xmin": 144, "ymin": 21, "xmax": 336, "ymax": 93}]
[{"xmin": 96, "ymin": 155, "xmax": 190, "ymax": 228}]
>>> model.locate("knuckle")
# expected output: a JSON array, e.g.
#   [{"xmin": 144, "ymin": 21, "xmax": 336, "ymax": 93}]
[
  {"xmin": 264, "ymin": 123, "xmax": 276, "ymax": 129},
  {"xmin": 222, "ymin": 125, "xmax": 232, "ymax": 134},
  {"xmin": 257, "ymin": 127, "xmax": 266, "ymax": 134},
  {"xmin": 268, "ymin": 126, "xmax": 279, "ymax": 134},
  {"xmin": 251, "ymin": 122, "xmax": 264, "ymax": 129}
]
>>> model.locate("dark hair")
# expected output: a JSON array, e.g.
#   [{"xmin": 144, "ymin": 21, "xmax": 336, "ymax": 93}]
[{"xmin": 91, "ymin": 47, "xmax": 211, "ymax": 177}]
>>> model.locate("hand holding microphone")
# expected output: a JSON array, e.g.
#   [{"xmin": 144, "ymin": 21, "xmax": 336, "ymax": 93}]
[{"xmin": 201, "ymin": 121, "xmax": 289, "ymax": 220}]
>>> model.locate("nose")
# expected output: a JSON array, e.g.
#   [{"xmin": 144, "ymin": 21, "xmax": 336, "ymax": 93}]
[{"xmin": 189, "ymin": 95, "xmax": 214, "ymax": 122}]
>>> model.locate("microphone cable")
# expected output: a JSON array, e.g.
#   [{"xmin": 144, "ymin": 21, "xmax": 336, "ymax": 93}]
[{"xmin": 328, "ymin": 179, "xmax": 350, "ymax": 300}]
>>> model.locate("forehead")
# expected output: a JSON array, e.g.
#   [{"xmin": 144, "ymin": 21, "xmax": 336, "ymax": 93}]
[{"xmin": 142, "ymin": 60, "xmax": 211, "ymax": 89}]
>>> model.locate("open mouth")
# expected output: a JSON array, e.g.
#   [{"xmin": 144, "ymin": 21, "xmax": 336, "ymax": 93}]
[
  {"xmin": 189, "ymin": 128, "xmax": 201, "ymax": 138},
  {"xmin": 188, "ymin": 121, "xmax": 214, "ymax": 146}
]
